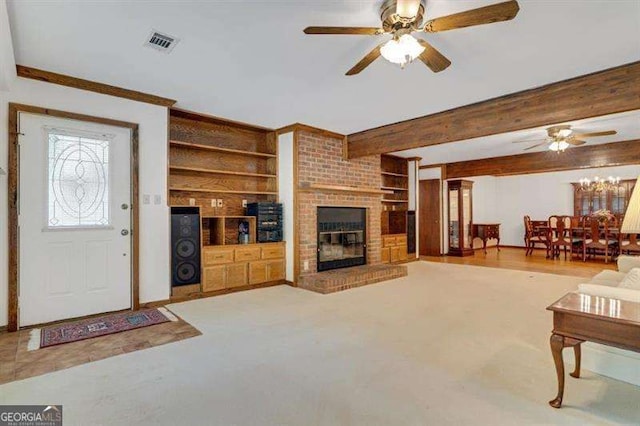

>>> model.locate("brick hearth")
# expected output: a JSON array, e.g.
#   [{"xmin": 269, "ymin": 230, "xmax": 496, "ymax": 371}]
[{"xmin": 298, "ymin": 264, "xmax": 408, "ymax": 294}]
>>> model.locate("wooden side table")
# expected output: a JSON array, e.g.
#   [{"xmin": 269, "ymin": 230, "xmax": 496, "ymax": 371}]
[
  {"xmin": 546, "ymin": 292, "xmax": 640, "ymax": 408},
  {"xmin": 472, "ymin": 223, "xmax": 500, "ymax": 254}
]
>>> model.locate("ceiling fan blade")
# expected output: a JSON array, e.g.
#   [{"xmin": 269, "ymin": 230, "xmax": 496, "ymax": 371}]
[
  {"xmin": 304, "ymin": 26, "xmax": 384, "ymax": 35},
  {"xmin": 566, "ymin": 139, "xmax": 587, "ymax": 146},
  {"xmin": 523, "ymin": 141, "xmax": 549, "ymax": 151},
  {"xmin": 416, "ymin": 39, "xmax": 451, "ymax": 73},
  {"xmin": 346, "ymin": 43, "xmax": 384, "ymax": 76},
  {"xmin": 511, "ymin": 138, "xmax": 547, "ymax": 144},
  {"xmin": 396, "ymin": 0, "xmax": 421, "ymax": 18},
  {"xmin": 423, "ymin": 0, "xmax": 520, "ymax": 33},
  {"xmin": 573, "ymin": 130, "xmax": 617, "ymax": 138}
]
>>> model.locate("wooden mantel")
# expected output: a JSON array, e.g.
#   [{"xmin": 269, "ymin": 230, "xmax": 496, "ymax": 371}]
[
  {"xmin": 347, "ymin": 61, "xmax": 640, "ymax": 158},
  {"xmin": 298, "ymin": 183, "xmax": 392, "ymax": 195}
]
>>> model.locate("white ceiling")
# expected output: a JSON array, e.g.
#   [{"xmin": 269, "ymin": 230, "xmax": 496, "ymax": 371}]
[
  {"xmin": 6, "ymin": 0, "xmax": 640, "ymax": 136},
  {"xmin": 392, "ymin": 110, "xmax": 640, "ymax": 164}
]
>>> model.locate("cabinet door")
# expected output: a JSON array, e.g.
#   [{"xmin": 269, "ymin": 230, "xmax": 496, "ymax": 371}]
[
  {"xmin": 249, "ymin": 261, "xmax": 268, "ymax": 285},
  {"xmin": 381, "ymin": 247, "xmax": 390, "ymax": 263},
  {"xmin": 226, "ymin": 263, "xmax": 248, "ymax": 288},
  {"xmin": 389, "ymin": 247, "xmax": 400, "ymax": 262},
  {"xmin": 399, "ymin": 245, "xmax": 408, "ymax": 261},
  {"xmin": 267, "ymin": 260, "xmax": 285, "ymax": 281},
  {"xmin": 202, "ymin": 265, "xmax": 226, "ymax": 292}
]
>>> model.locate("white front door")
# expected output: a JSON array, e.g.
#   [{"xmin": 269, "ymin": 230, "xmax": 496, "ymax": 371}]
[{"xmin": 19, "ymin": 113, "xmax": 132, "ymax": 327}]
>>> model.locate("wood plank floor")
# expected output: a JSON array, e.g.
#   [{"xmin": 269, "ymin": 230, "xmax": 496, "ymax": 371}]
[
  {"xmin": 420, "ymin": 247, "xmax": 616, "ymax": 278},
  {"xmin": 0, "ymin": 312, "xmax": 200, "ymax": 385}
]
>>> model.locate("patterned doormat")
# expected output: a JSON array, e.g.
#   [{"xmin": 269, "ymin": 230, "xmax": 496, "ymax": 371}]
[{"xmin": 39, "ymin": 308, "xmax": 172, "ymax": 349}]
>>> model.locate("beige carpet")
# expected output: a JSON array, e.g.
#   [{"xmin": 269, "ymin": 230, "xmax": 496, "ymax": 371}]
[{"xmin": 1, "ymin": 261, "xmax": 638, "ymax": 425}]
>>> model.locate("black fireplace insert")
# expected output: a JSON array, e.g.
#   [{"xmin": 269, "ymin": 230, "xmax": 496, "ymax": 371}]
[{"xmin": 317, "ymin": 207, "xmax": 366, "ymax": 272}]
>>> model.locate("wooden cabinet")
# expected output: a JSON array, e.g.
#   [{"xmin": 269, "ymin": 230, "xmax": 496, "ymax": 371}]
[
  {"xmin": 202, "ymin": 242, "xmax": 285, "ymax": 292},
  {"xmin": 572, "ymin": 179, "xmax": 636, "ymax": 218},
  {"xmin": 447, "ymin": 179, "xmax": 474, "ymax": 257},
  {"xmin": 381, "ymin": 233, "xmax": 408, "ymax": 263}
]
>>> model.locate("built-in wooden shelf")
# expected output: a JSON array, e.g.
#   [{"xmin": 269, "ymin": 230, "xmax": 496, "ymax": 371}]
[
  {"xmin": 382, "ymin": 199, "xmax": 409, "ymax": 203},
  {"xmin": 170, "ymin": 140, "xmax": 276, "ymax": 158},
  {"xmin": 381, "ymin": 186, "xmax": 408, "ymax": 191},
  {"xmin": 170, "ymin": 165, "xmax": 276, "ymax": 179},
  {"xmin": 169, "ymin": 186, "xmax": 278, "ymax": 195},
  {"xmin": 299, "ymin": 183, "xmax": 392, "ymax": 195},
  {"xmin": 381, "ymin": 171, "xmax": 408, "ymax": 177}
]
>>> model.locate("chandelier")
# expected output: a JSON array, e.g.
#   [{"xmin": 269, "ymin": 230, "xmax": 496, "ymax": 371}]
[
  {"xmin": 579, "ymin": 176, "xmax": 621, "ymax": 193},
  {"xmin": 380, "ymin": 34, "xmax": 425, "ymax": 68}
]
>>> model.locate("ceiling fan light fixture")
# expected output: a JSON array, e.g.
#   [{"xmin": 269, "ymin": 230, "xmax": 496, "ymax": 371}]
[
  {"xmin": 380, "ymin": 34, "xmax": 425, "ymax": 67},
  {"xmin": 557, "ymin": 128, "xmax": 572, "ymax": 138},
  {"xmin": 396, "ymin": 0, "xmax": 421, "ymax": 19},
  {"xmin": 549, "ymin": 140, "xmax": 570, "ymax": 152}
]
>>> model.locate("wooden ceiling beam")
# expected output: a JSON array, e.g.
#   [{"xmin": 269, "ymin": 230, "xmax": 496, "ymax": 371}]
[
  {"xmin": 17, "ymin": 65, "xmax": 177, "ymax": 107},
  {"xmin": 347, "ymin": 61, "xmax": 640, "ymax": 158},
  {"xmin": 441, "ymin": 139, "xmax": 640, "ymax": 179}
]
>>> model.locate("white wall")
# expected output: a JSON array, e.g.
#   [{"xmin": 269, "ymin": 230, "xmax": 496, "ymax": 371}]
[
  {"xmin": 469, "ymin": 165, "xmax": 640, "ymax": 247},
  {"xmin": 0, "ymin": 0, "xmax": 16, "ymax": 92},
  {"xmin": 277, "ymin": 132, "xmax": 294, "ymax": 282},
  {"xmin": 0, "ymin": 77, "xmax": 170, "ymax": 327}
]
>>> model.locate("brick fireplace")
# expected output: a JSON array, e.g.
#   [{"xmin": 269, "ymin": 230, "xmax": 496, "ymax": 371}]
[{"xmin": 296, "ymin": 130, "xmax": 382, "ymax": 276}]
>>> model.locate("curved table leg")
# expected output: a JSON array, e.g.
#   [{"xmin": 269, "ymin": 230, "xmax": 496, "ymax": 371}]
[
  {"xmin": 549, "ymin": 333, "xmax": 565, "ymax": 408},
  {"xmin": 570, "ymin": 344, "xmax": 581, "ymax": 379},
  {"xmin": 496, "ymin": 238, "xmax": 501, "ymax": 252}
]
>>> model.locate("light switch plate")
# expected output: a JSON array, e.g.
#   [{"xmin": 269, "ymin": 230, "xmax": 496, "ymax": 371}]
[
  {"xmin": 189, "ymin": 198, "xmax": 196, "ymax": 206},
  {"xmin": 217, "ymin": 199, "xmax": 223, "ymax": 207},
  {"xmin": 303, "ymin": 260, "xmax": 309, "ymax": 271},
  {"xmin": 143, "ymin": 194, "xmax": 151, "ymax": 205},
  {"xmin": 153, "ymin": 194, "xmax": 162, "ymax": 205},
  {"xmin": 242, "ymin": 199, "xmax": 247, "ymax": 208},
  {"xmin": 210, "ymin": 199, "xmax": 216, "ymax": 207}
]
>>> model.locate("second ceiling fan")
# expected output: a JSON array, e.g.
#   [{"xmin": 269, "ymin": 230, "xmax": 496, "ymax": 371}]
[{"xmin": 304, "ymin": 0, "xmax": 520, "ymax": 75}]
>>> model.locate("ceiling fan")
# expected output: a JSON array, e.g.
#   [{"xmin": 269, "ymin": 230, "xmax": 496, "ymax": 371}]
[
  {"xmin": 303, "ymin": 0, "xmax": 520, "ymax": 75},
  {"xmin": 512, "ymin": 125, "xmax": 618, "ymax": 152}
]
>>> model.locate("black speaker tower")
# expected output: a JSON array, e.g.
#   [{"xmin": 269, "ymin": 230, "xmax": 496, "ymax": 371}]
[{"xmin": 171, "ymin": 207, "xmax": 201, "ymax": 287}]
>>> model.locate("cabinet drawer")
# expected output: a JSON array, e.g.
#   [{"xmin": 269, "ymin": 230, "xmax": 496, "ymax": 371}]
[
  {"xmin": 261, "ymin": 245, "xmax": 284, "ymax": 260},
  {"xmin": 235, "ymin": 246, "xmax": 261, "ymax": 262},
  {"xmin": 267, "ymin": 260, "xmax": 285, "ymax": 281},
  {"xmin": 203, "ymin": 247, "xmax": 234, "ymax": 266},
  {"xmin": 383, "ymin": 236, "xmax": 397, "ymax": 248},
  {"xmin": 226, "ymin": 263, "xmax": 248, "ymax": 288},
  {"xmin": 202, "ymin": 265, "xmax": 226, "ymax": 292},
  {"xmin": 396, "ymin": 235, "xmax": 408, "ymax": 246},
  {"xmin": 249, "ymin": 261, "xmax": 268, "ymax": 285},
  {"xmin": 381, "ymin": 247, "xmax": 390, "ymax": 263}
]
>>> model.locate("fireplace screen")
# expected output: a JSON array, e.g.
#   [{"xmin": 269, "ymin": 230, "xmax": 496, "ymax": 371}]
[{"xmin": 317, "ymin": 207, "xmax": 366, "ymax": 272}]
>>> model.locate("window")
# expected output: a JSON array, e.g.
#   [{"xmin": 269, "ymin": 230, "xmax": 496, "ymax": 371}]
[{"xmin": 47, "ymin": 129, "xmax": 111, "ymax": 228}]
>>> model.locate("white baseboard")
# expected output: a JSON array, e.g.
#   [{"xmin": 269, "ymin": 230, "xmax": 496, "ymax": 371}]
[{"xmin": 579, "ymin": 342, "xmax": 640, "ymax": 387}]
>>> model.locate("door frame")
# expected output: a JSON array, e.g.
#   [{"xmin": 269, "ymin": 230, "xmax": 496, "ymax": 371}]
[{"xmin": 7, "ymin": 103, "xmax": 140, "ymax": 331}]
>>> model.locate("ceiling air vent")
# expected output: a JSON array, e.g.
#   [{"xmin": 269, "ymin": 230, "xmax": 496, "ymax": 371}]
[{"xmin": 144, "ymin": 30, "xmax": 179, "ymax": 53}]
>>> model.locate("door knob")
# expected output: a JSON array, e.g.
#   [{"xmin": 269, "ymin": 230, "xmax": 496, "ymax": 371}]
[{"xmin": 121, "ymin": 229, "xmax": 129, "ymax": 236}]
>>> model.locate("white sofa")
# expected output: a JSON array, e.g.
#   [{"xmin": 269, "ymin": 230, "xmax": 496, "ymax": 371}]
[{"xmin": 573, "ymin": 255, "xmax": 640, "ymax": 387}]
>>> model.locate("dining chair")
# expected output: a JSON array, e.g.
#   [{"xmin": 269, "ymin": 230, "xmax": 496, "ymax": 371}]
[
  {"xmin": 620, "ymin": 233, "xmax": 640, "ymax": 255},
  {"xmin": 523, "ymin": 215, "xmax": 547, "ymax": 256},
  {"xmin": 583, "ymin": 216, "xmax": 618, "ymax": 263},
  {"xmin": 549, "ymin": 215, "xmax": 574, "ymax": 260}
]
